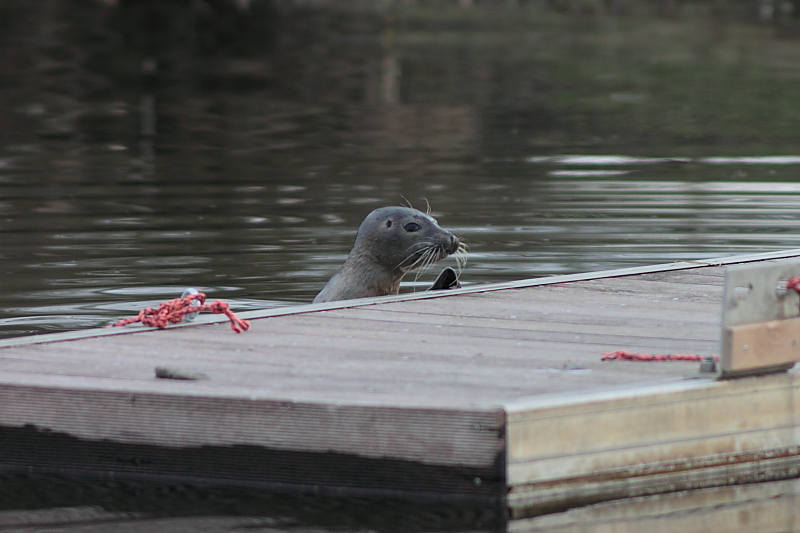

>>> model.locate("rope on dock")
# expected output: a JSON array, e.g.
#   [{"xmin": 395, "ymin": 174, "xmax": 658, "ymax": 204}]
[
  {"xmin": 601, "ymin": 350, "xmax": 715, "ymax": 362},
  {"xmin": 110, "ymin": 292, "xmax": 250, "ymax": 333},
  {"xmin": 602, "ymin": 276, "xmax": 800, "ymax": 363}
]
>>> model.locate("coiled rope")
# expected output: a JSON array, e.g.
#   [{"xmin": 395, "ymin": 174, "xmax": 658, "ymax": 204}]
[{"xmin": 110, "ymin": 291, "xmax": 250, "ymax": 333}]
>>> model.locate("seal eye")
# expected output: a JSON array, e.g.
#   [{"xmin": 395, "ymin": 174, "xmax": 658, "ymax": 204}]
[
  {"xmin": 386, "ymin": 220, "xmax": 392, "ymax": 228},
  {"xmin": 404, "ymin": 222, "xmax": 420, "ymax": 232}
]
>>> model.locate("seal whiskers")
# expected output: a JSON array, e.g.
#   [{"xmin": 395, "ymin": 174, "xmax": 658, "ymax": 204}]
[
  {"xmin": 399, "ymin": 240, "xmax": 438, "ymax": 272},
  {"xmin": 452, "ymin": 241, "xmax": 469, "ymax": 277},
  {"xmin": 409, "ymin": 247, "xmax": 438, "ymax": 286},
  {"xmin": 399, "ymin": 239, "xmax": 447, "ymax": 277}
]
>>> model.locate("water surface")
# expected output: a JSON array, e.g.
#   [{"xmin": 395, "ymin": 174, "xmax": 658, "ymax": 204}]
[{"xmin": 2, "ymin": 2, "xmax": 800, "ymax": 340}]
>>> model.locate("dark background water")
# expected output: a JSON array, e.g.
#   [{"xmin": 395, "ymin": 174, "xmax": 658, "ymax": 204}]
[{"xmin": 3, "ymin": 0, "xmax": 800, "ymax": 339}]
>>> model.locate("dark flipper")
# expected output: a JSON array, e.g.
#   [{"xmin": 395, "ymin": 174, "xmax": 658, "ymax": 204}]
[{"xmin": 428, "ymin": 267, "xmax": 461, "ymax": 291}]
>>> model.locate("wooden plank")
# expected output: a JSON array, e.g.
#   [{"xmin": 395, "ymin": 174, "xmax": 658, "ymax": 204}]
[
  {"xmin": 0, "ymin": 383, "xmax": 503, "ymax": 468},
  {"xmin": 510, "ymin": 477, "xmax": 800, "ymax": 533},
  {"xmin": 0, "ymin": 369, "xmax": 497, "ymax": 408},
  {"xmin": 549, "ymin": 277, "xmax": 724, "ymax": 299},
  {"xmin": 507, "ymin": 374, "xmax": 800, "ymax": 476},
  {"xmin": 369, "ymin": 293, "xmax": 719, "ymax": 325},
  {"xmin": 0, "ymin": 339, "xmax": 711, "ymax": 407},
  {"xmin": 634, "ymin": 271, "xmax": 726, "ymax": 285},
  {"xmin": 0, "ymin": 325, "xmax": 713, "ymax": 372},
  {"xmin": 310, "ymin": 310, "xmax": 718, "ymax": 341},
  {"xmin": 723, "ymin": 316, "xmax": 800, "ymax": 373},
  {"xmin": 476, "ymin": 284, "xmax": 722, "ymax": 307},
  {"xmin": 505, "ymin": 372, "xmax": 800, "ymax": 518}
]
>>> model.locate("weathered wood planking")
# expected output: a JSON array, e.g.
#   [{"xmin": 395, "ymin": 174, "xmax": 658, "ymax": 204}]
[
  {"xmin": 0, "ymin": 383, "xmax": 503, "ymax": 467},
  {"xmin": 505, "ymin": 372, "xmax": 800, "ymax": 517},
  {"xmin": 512, "ymin": 477, "xmax": 800, "ymax": 532},
  {"xmin": 1, "ymin": 249, "xmax": 800, "ymax": 520}
]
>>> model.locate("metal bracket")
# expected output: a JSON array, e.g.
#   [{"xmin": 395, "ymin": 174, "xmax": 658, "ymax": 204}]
[{"xmin": 720, "ymin": 260, "xmax": 800, "ymax": 378}]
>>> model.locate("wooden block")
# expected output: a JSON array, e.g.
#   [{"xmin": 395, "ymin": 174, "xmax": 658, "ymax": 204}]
[{"xmin": 721, "ymin": 315, "xmax": 800, "ymax": 375}]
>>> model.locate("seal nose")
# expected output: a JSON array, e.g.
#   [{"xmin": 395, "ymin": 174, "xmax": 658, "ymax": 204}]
[{"xmin": 446, "ymin": 234, "xmax": 460, "ymax": 255}]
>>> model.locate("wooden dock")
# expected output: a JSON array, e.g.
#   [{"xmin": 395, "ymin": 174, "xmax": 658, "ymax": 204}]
[{"xmin": 1, "ymin": 249, "xmax": 800, "ymax": 527}]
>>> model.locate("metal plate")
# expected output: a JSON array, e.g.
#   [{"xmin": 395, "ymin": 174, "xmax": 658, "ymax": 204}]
[
  {"xmin": 720, "ymin": 259, "xmax": 800, "ymax": 377},
  {"xmin": 722, "ymin": 260, "xmax": 800, "ymax": 327}
]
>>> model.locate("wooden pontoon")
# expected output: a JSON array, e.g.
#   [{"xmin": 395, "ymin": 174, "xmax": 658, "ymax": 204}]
[{"xmin": 1, "ymin": 249, "xmax": 799, "ymax": 526}]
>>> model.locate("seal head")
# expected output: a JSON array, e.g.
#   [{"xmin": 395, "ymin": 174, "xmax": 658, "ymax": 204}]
[{"xmin": 313, "ymin": 206, "xmax": 460, "ymax": 303}]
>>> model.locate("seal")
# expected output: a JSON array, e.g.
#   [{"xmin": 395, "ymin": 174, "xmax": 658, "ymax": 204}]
[{"xmin": 313, "ymin": 206, "xmax": 462, "ymax": 303}]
